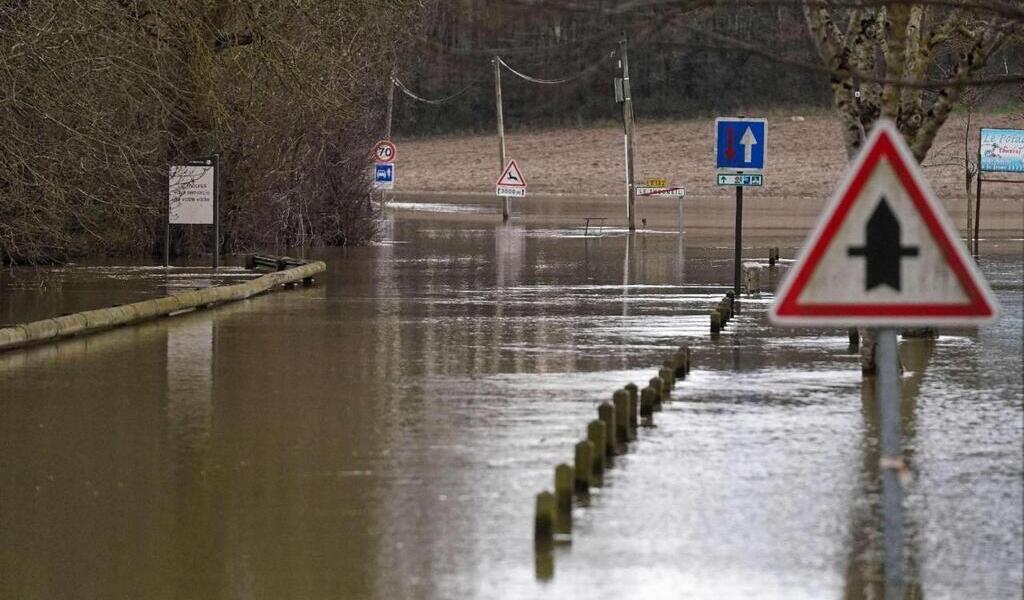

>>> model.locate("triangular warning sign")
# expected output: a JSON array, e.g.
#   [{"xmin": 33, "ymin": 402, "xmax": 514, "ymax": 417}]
[
  {"xmin": 770, "ymin": 120, "xmax": 999, "ymax": 327},
  {"xmin": 496, "ymin": 159, "xmax": 527, "ymax": 188}
]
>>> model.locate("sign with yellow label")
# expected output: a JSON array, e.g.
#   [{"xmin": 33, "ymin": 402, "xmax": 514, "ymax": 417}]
[{"xmin": 646, "ymin": 178, "xmax": 668, "ymax": 187}]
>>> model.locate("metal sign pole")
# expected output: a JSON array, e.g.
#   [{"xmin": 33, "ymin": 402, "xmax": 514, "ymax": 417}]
[
  {"xmin": 213, "ymin": 154, "xmax": 221, "ymax": 270},
  {"xmin": 163, "ymin": 189, "xmax": 171, "ymax": 268},
  {"xmin": 734, "ymin": 184, "xmax": 743, "ymax": 299},
  {"xmin": 876, "ymin": 327, "xmax": 904, "ymax": 594}
]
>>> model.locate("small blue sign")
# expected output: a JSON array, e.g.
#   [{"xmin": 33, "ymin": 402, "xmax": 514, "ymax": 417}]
[
  {"xmin": 375, "ymin": 163, "xmax": 394, "ymax": 183},
  {"xmin": 716, "ymin": 118, "xmax": 767, "ymax": 172},
  {"xmin": 980, "ymin": 128, "xmax": 1024, "ymax": 173}
]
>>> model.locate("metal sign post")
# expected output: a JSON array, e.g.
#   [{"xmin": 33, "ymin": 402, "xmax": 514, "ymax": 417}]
[
  {"xmin": 734, "ymin": 184, "xmax": 743, "ymax": 298},
  {"xmin": 975, "ymin": 127, "xmax": 1024, "ymax": 255},
  {"xmin": 716, "ymin": 117, "xmax": 766, "ymax": 301},
  {"xmin": 771, "ymin": 120, "xmax": 999, "ymax": 593}
]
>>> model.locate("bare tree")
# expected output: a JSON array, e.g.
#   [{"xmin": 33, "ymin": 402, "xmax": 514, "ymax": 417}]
[{"xmin": 1, "ymin": 1, "xmax": 425, "ymax": 264}]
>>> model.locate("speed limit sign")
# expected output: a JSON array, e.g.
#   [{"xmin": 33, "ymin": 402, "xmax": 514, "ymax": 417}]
[{"xmin": 373, "ymin": 140, "xmax": 397, "ymax": 163}]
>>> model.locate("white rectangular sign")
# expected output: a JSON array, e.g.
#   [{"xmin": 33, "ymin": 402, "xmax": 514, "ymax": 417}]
[{"xmin": 169, "ymin": 165, "xmax": 214, "ymax": 225}]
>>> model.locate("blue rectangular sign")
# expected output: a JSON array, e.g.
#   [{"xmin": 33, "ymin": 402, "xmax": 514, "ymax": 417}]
[
  {"xmin": 980, "ymin": 128, "xmax": 1024, "ymax": 173},
  {"xmin": 716, "ymin": 118, "xmax": 766, "ymax": 172},
  {"xmin": 375, "ymin": 163, "xmax": 394, "ymax": 182}
]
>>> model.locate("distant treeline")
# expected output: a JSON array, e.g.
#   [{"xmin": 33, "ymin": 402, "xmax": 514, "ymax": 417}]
[
  {"xmin": 394, "ymin": 3, "xmax": 831, "ymax": 136},
  {"xmin": 1, "ymin": 2, "xmax": 423, "ymax": 263},
  {"xmin": 393, "ymin": 2, "xmax": 1021, "ymax": 137}
]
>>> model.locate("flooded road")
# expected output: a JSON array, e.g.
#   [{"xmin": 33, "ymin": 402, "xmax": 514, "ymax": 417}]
[{"xmin": 1, "ymin": 208, "xmax": 1021, "ymax": 599}]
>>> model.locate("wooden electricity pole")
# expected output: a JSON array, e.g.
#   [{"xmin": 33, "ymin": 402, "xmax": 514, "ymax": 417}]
[
  {"xmin": 494, "ymin": 56, "xmax": 509, "ymax": 222},
  {"xmin": 385, "ymin": 69, "xmax": 395, "ymax": 141},
  {"xmin": 620, "ymin": 37, "xmax": 637, "ymax": 231}
]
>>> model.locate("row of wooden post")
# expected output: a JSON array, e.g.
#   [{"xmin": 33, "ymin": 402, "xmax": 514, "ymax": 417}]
[
  {"xmin": 710, "ymin": 291, "xmax": 737, "ymax": 336},
  {"xmin": 534, "ymin": 344, "xmax": 693, "ymax": 553}
]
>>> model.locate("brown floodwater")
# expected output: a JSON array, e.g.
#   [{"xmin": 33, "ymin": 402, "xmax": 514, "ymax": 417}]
[{"xmin": 1, "ymin": 200, "xmax": 1021, "ymax": 599}]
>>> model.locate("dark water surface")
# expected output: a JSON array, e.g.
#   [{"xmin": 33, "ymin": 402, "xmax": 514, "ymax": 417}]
[{"xmin": 1, "ymin": 215, "xmax": 1021, "ymax": 599}]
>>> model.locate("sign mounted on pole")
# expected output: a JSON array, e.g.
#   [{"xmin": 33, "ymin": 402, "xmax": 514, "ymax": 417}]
[
  {"xmin": 169, "ymin": 165, "xmax": 215, "ymax": 224},
  {"xmin": 717, "ymin": 174, "xmax": 763, "ymax": 187},
  {"xmin": 635, "ymin": 185, "xmax": 685, "ymax": 197},
  {"xmin": 374, "ymin": 163, "xmax": 395, "ymax": 190},
  {"xmin": 770, "ymin": 120, "xmax": 998, "ymax": 326},
  {"xmin": 715, "ymin": 117, "xmax": 766, "ymax": 172},
  {"xmin": 373, "ymin": 140, "xmax": 397, "ymax": 164},
  {"xmin": 496, "ymin": 159, "xmax": 527, "ymax": 197},
  {"xmin": 979, "ymin": 128, "xmax": 1024, "ymax": 173}
]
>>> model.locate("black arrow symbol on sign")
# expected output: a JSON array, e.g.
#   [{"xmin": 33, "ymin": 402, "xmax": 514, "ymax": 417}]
[{"xmin": 847, "ymin": 197, "xmax": 919, "ymax": 291}]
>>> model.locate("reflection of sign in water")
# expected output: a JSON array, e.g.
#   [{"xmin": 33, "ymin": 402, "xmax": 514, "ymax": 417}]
[
  {"xmin": 166, "ymin": 319, "xmax": 213, "ymax": 451},
  {"xmin": 495, "ymin": 225, "xmax": 525, "ymax": 287},
  {"xmin": 980, "ymin": 128, "xmax": 1024, "ymax": 173},
  {"xmin": 169, "ymin": 165, "xmax": 215, "ymax": 224}
]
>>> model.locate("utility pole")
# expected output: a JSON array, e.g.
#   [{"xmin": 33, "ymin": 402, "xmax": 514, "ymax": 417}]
[
  {"xmin": 620, "ymin": 36, "xmax": 637, "ymax": 231},
  {"xmin": 494, "ymin": 56, "xmax": 509, "ymax": 222},
  {"xmin": 385, "ymin": 69, "xmax": 395, "ymax": 141}
]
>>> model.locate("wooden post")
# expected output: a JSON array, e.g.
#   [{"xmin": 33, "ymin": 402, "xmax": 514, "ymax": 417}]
[
  {"xmin": 598, "ymin": 401, "xmax": 617, "ymax": 457},
  {"xmin": 535, "ymin": 491, "xmax": 555, "ymax": 552},
  {"xmin": 385, "ymin": 69, "xmax": 396, "ymax": 141},
  {"xmin": 554, "ymin": 464, "xmax": 573, "ymax": 535},
  {"xmin": 620, "ymin": 36, "xmax": 637, "ymax": 231},
  {"xmin": 574, "ymin": 440, "xmax": 593, "ymax": 494},
  {"xmin": 624, "ymin": 383, "xmax": 638, "ymax": 440},
  {"xmin": 493, "ymin": 57, "xmax": 509, "ymax": 223},
  {"xmin": 640, "ymin": 386, "xmax": 655, "ymax": 426},
  {"xmin": 658, "ymin": 367, "xmax": 674, "ymax": 395},
  {"xmin": 586, "ymin": 420, "xmax": 606, "ymax": 486},
  {"xmin": 649, "ymin": 377, "xmax": 663, "ymax": 412},
  {"xmin": 613, "ymin": 389, "xmax": 630, "ymax": 446}
]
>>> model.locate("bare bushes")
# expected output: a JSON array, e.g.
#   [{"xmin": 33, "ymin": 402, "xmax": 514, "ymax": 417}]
[{"xmin": 0, "ymin": 1, "xmax": 423, "ymax": 263}]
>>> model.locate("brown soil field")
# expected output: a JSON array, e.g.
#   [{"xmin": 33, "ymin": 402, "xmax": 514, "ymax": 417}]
[{"xmin": 390, "ymin": 112, "xmax": 1023, "ymax": 237}]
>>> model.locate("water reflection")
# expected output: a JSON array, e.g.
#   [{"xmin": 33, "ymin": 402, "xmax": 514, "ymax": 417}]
[{"xmin": 0, "ymin": 218, "xmax": 1020, "ymax": 599}]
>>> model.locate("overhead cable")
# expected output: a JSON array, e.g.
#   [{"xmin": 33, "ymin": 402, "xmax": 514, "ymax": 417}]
[
  {"xmin": 392, "ymin": 77, "xmax": 477, "ymax": 105},
  {"xmin": 497, "ymin": 52, "xmax": 612, "ymax": 85}
]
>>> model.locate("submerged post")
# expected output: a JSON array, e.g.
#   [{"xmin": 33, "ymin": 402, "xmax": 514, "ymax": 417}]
[
  {"xmin": 586, "ymin": 420, "xmax": 606, "ymax": 486},
  {"xmin": 613, "ymin": 389, "xmax": 630, "ymax": 446},
  {"xmin": 649, "ymin": 377, "xmax": 664, "ymax": 412},
  {"xmin": 624, "ymin": 383, "xmax": 638, "ymax": 440},
  {"xmin": 574, "ymin": 440, "xmax": 593, "ymax": 494},
  {"xmin": 535, "ymin": 491, "xmax": 555, "ymax": 552},
  {"xmin": 554, "ymin": 464, "xmax": 573, "ymax": 535},
  {"xmin": 598, "ymin": 401, "xmax": 617, "ymax": 456},
  {"xmin": 640, "ymin": 386, "xmax": 655, "ymax": 425}
]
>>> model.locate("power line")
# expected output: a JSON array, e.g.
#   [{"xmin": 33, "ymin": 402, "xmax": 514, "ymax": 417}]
[
  {"xmin": 392, "ymin": 77, "xmax": 479, "ymax": 105},
  {"xmin": 497, "ymin": 52, "xmax": 614, "ymax": 85}
]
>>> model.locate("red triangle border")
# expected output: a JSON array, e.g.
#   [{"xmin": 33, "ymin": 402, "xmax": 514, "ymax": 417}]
[{"xmin": 774, "ymin": 125, "xmax": 996, "ymax": 321}]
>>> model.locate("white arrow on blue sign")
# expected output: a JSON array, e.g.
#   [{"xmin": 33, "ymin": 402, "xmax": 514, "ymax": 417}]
[
  {"xmin": 715, "ymin": 117, "xmax": 767, "ymax": 172},
  {"xmin": 374, "ymin": 162, "xmax": 395, "ymax": 190}
]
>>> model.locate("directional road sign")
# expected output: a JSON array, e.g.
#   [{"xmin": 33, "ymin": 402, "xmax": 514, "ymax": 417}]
[
  {"xmin": 770, "ymin": 120, "xmax": 998, "ymax": 326},
  {"xmin": 716, "ymin": 117, "xmax": 766, "ymax": 172},
  {"xmin": 496, "ymin": 159, "xmax": 527, "ymax": 197},
  {"xmin": 374, "ymin": 162, "xmax": 394, "ymax": 190},
  {"xmin": 717, "ymin": 174, "xmax": 763, "ymax": 187},
  {"xmin": 373, "ymin": 140, "xmax": 397, "ymax": 163},
  {"xmin": 635, "ymin": 186, "xmax": 685, "ymax": 197}
]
